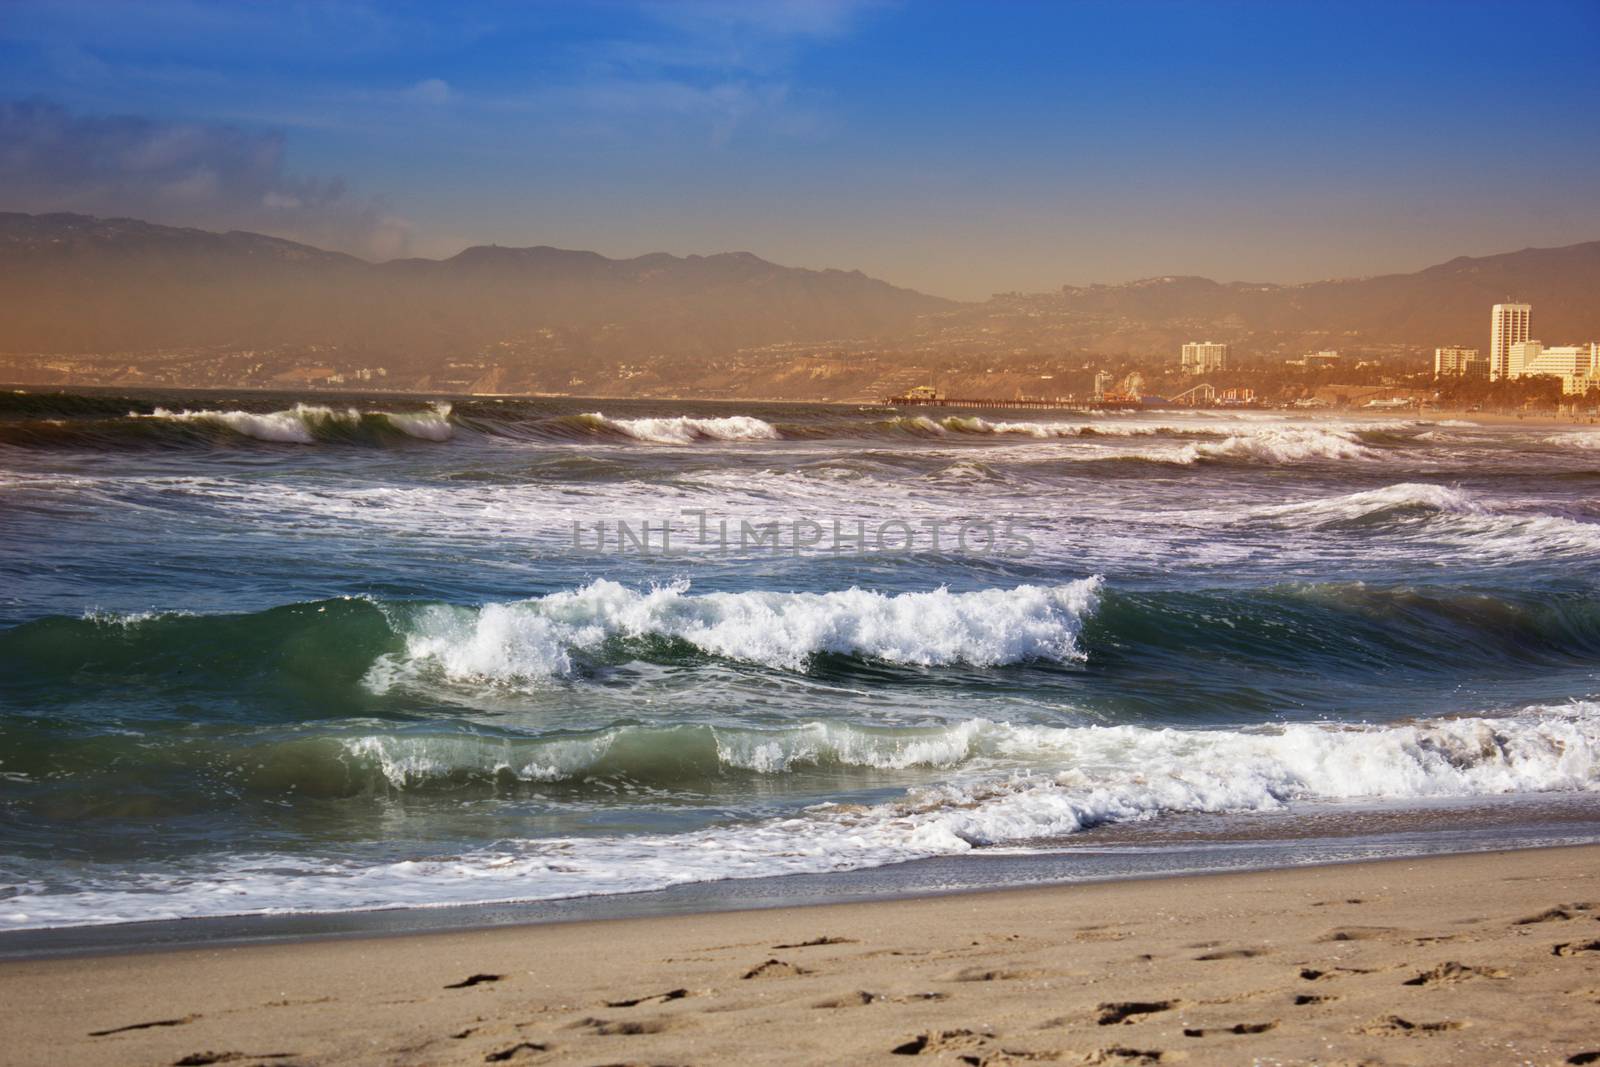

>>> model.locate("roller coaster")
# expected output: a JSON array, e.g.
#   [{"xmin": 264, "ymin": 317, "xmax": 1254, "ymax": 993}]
[{"xmin": 1168, "ymin": 383, "xmax": 1216, "ymax": 406}]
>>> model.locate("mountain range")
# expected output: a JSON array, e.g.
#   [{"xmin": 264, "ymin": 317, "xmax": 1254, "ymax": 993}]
[
  {"xmin": 1016, "ymin": 240, "xmax": 1600, "ymax": 353},
  {"xmin": 0, "ymin": 212, "xmax": 950, "ymax": 358},
  {"xmin": 2, "ymin": 211, "xmax": 1599, "ymax": 395}
]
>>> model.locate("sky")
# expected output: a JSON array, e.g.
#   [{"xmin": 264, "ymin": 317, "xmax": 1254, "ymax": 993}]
[{"xmin": 0, "ymin": 0, "xmax": 1597, "ymax": 300}]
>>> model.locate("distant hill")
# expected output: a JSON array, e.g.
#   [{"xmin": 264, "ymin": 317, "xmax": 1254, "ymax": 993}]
[
  {"xmin": 0, "ymin": 212, "xmax": 953, "ymax": 357},
  {"xmin": 955, "ymin": 241, "xmax": 1600, "ymax": 357},
  {"xmin": 3, "ymin": 212, "xmax": 1599, "ymax": 398}
]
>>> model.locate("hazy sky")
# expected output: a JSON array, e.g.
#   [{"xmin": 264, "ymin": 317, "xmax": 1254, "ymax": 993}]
[{"xmin": 1, "ymin": 0, "xmax": 1597, "ymax": 299}]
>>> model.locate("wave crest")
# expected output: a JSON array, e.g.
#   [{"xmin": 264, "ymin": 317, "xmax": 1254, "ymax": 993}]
[
  {"xmin": 369, "ymin": 578, "xmax": 1103, "ymax": 689},
  {"xmin": 1184, "ymin": 426, "xmax": 1376, "ymax": 464},
  {"xmin": 10, "ymin": 703, "xmax": 1597, "ymax": 927},
  {"xmin": 130, "ymin": 402, "xmax": 453, "ymax": 444},
  {"xmin": 576, "ymin": 412, "xmax": 780, "ymax": 444},
  {"xmin": 1257, "ymin": 482, "xmax": 1482, "ymax": 524}
]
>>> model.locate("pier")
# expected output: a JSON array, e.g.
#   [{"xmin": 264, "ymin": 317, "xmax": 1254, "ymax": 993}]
[{"xmin": 886, "ymin": 392, "xmax": 1139, "ymax": 411}]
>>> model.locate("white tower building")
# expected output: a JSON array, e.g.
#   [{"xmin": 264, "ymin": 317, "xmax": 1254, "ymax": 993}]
[{"xmin": 1490, "ymin": 303, "xmax": 1531, "ymax": 381}]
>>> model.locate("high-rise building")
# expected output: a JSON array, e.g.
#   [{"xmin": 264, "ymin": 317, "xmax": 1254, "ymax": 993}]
[
  {"xmin": 1180, "ymin": 341, "xmax": 1228, "ymax": 375},
  {"xmin": 1434, "ymin": 346, "xmax": 1485, "ymax": 377},
  {"xmin": 1489, "ymin": 303, "xmax": 1531, "ymax": 380}
]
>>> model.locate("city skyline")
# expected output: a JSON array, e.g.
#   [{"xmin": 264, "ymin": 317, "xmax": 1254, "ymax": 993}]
[{"xmin": 1, "ymin": 1, "xmax": 1597, "ymax": 299}]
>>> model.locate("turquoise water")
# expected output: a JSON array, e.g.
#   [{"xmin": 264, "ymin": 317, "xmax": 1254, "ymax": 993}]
[{"xmin": 2, "ymin": 389, "xmax": 1598, "ymax": 929}]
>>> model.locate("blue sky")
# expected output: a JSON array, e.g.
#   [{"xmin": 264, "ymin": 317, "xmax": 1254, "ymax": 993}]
[{"xmin": 1, "ymin": 0, "xmax": 1597, "ymax": 298}]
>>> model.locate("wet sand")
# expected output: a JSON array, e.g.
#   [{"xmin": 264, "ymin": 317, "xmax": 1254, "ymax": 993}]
[{"xmin": 2, "ymin": 845, "xmax": 1599, "ymax": 1065}]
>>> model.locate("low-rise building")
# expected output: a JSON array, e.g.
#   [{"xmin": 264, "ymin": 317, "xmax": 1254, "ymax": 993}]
[{"xmin": 1507, "ymin": 341, "xmax": 1600, "ymax": 395}]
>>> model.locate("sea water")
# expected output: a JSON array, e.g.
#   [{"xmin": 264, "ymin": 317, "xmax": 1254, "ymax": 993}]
[{"xmin": 1, "ymin": 390, "xmax": 1598, "ymax": 930}]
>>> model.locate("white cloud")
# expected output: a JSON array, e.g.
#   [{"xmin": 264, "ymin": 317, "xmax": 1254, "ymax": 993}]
[
  {"xmin": 533, "ymin": 0, "xmax": 883, "ymax": 146},
  {"xmin": 405, "ymin": 78, "xmax": 454, "ymax": 105},
  {"xmin": 0, "ymin": 98, "xmax": 412, "ymax": 259}
]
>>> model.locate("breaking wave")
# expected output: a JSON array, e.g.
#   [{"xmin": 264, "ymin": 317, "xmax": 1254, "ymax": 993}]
[
  {"xmin": 571, "ymin": 412, "xmax": 781, "ymax": 444},
  {"xmin": 17, "ymin": 576, "xmax": 1600, "ymax": 705},
  {"xmin": 940, "ymin": 415, "xmax": 1191, "ymax": 437},
  {"xmin": 1180, "ymin": 426, "xmax": 1377, "ymax": 464},
  {"xmin": 1255, "ymin": 482, "xmax": 1482, "ymax": 524},
  {"xmin": 7, "ymin": 702, "xmax": 1597, "ymax": 927},
  {"xmin": 1547, "ymin": 431, "xmax": 1600, "ymax": 450},
  {"xmin": 369, "ymin": 578, "xmax": 1103, "ymax": 687},
  {"xmin": 0, "ymin": 401, "xmax": 455, "ymax": 447},
  {"xmin": 259, "ymin": 704, "xmax": 1600, "ymax": 795},
  {"xmin": 1247, "ymin": 482, "xmax": 1600, "ymax": 555},
  {"xmin": 135, "ymin": 402, "xmax": 454, "ymax": 444}
]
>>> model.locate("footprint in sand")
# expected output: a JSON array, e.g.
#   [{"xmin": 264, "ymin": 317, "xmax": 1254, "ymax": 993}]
[
  {"xmin": 1081, "ymin": 1047, "xmax": 1175, "ymax": 1064},
  {"xmin": 1299, "ymin": 965, "xmax": 1374, "ymax": 982},
  {"xmin": 741, "ymin": 958, "xmax": 811, "ymax": 979},
  {"xmin": 1192, "ymin": 947, "xmax": 1267, "ymax": 961},
  {"xmin": 940, "ymin": 965, "xmax": 1047, "ymax": 982},
  {"xmin": 89, "ymin": 1015, "xmax": 198, "ymax": 1037},
  {"xmin": 1402, "ymin": 961, "xmax": 1508, "ymax": 986},
  {"xmin": 603, "ymin": 988, "xmax": 690, "ymax": 1008},
  {"xmin": 1097, "ymin": 1000, "xmax": 1177, "ymax": 1025},
  {"xmin": 1554, "ymin": 940, "xmax": 1600, "ymax": 957},
  {"xmin": 1317, "ymin": 926, "xmax": 1398, "ymax": 942},
  {"xmin": 566, "ymin": 1015, "xmax": 679, "ymax": 1036},
  {"xmin": 890, "ymin": 1028, "xmax": 990, "ymax": 1056},
  {"xmin": 1182, "ymin": 1021, "xmax": 1277, "ymax": 1037},
  {"xmin": 1358, "ymin": 1015, "xmax": 1465, "ymax": 1036},
  {"xmin": 444, "ymin": 973, "xmax": 503, "ymax": 989},
  {"xmin": 813, "ymin": 990, "xmax": 948, "ymax": 1008},
  {"xmin": 483, "ymin": 1040, "xmax": 548, "ymax": 1062},
  {"xmin": 772, "ymin": 935, "xmax": 856, "ymax": 949}
]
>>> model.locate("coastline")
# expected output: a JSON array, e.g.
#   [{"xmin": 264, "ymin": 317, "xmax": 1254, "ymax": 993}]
[
  {"xmin": 7, "ymin": 793, "xmax": 1600, "ymax": 961},
  {"xmin": 4, "ymin": 844, "xmax": 1597, "ymax": 1066},
  {"xmin": 8, "ymin": 381, "xmax": 1598, "ymax": 428}
]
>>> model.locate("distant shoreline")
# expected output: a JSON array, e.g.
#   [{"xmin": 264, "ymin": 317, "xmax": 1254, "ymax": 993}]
[{"xmin": 7, "ymin": 380, "xmax": 1600, "ymax": 427}]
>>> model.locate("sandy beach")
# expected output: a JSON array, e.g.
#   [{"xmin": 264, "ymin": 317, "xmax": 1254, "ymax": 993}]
[{"xmin": 2, "ymin": 846, "xmax": 1596, "ymax": 1066}]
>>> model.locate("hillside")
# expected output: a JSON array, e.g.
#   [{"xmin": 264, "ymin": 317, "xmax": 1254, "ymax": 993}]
[
  {"xmin": 934, "ymin": 242, "xmax": 1600, "ymax": 361},
  {"xmin": 3, "ymin": 212, "xmax": 1599, "ymax": 398},
  {"xmin": 0, "ymin": 213, "xmax": 952, "ymax": 360}
]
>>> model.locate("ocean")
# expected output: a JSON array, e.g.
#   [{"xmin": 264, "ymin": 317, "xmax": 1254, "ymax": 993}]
[{"xmin": 2, "ymin": 388, "xmax": 1599, "ymax": 935}]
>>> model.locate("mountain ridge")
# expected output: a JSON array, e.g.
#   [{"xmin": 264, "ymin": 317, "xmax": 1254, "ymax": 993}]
[
  {"xmin": 3, "ymin": 212, "xmax": 1600, "ymax": 399},
  {"xmin": 0, "ymin": 212, "xmax": 951, "ymax": 360}
]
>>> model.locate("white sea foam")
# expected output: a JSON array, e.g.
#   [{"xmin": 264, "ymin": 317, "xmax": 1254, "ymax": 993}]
[
  {"xmin": 1547, "ymin": 431, "xmax": 1600, "ymax": 450},
  {"xmin": 883, "ymin": 415, "xmax": 946, "ymax": 434},
  {"xmin": 1181, "ymin": 426, "xmax": 1377, "ymax": 464},
  {"xmin": 134, "ymin": 402, "xmax": 453, "ymax": 443},
  {"xmin": 140, "ymin": 403, "xmax": 341, "ymax": 443},
  {"xmin": 1256, "ymin": 482, "xmax": 1483, "ymax": 523},
  {"xmin": 384, "ymin": 402, "xmax": 454, "ymax": 441},
  {"xmin": 9, "ymin": 702, "xmax": 1598, "ymax": 928},
  {"xmin": 1029, "ymin": 424, "xmax": 1392, "ymax": 466},
  {"xmin": 941, "ymin": 416, "xmax": 1191, "ymax": 437},
  {"xmin": 341, "ymin": 719, "xmax": 992, "ymax": 789},
  {"xmin": 581, "ymin": 412, "xmax": 781, "ymax": 443},
  {"xmin": 366, "ymin": 578, "xmax": 1103, "ymax": 689},
  {"xmin": 1248, "ymin": 482, "xmax": 1600, "ymax": 556}
]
